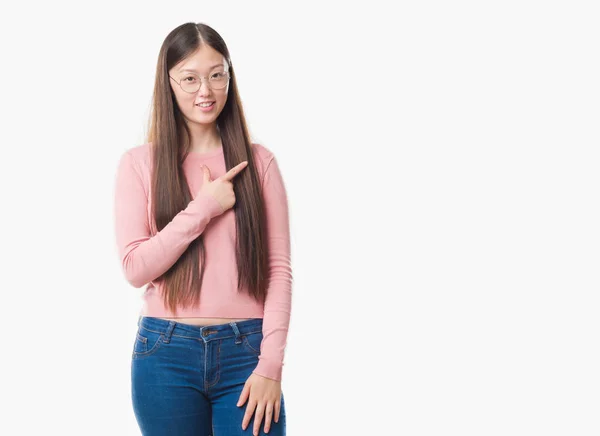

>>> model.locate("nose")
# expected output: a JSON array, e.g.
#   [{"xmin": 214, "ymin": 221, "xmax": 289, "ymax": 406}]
[{"xmin": 198, "ymin": 78, "xmax": 212, "ymax": 96}]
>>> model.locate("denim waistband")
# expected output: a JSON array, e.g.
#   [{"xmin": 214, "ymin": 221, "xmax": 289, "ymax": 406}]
[{"xmin": 137, "ymin": 316, "xmax": 263, "ymax": 342}]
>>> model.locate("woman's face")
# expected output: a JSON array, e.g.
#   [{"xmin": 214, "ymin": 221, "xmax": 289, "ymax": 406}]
[{"xmin": 168, "ymin": 44, "xmax": 230, "ymax": 127}]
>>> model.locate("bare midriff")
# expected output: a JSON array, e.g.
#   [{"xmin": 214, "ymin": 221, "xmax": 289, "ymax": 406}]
[{"xmin": 157, "ymin": 317, "xmax": 254, "ymax": 326}]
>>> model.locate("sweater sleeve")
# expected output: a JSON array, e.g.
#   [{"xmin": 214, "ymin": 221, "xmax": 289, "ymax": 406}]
[
  {"xmin": 114, "ymin": 150, "xmax": 224, "ymax": 288},
  {"xmin": 252, "ymin": 155, "xmax": 293, "ymax": 382}
]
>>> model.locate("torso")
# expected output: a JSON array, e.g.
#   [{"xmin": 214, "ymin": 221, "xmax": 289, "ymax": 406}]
[{"xmin": 157, "ymin": 317, "xmax": 253, "ymax": 326}]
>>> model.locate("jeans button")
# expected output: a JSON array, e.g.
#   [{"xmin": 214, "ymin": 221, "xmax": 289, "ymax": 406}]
[{"xmin": 202, "ymin": 330, "xmax": 209, "ymax": 337}]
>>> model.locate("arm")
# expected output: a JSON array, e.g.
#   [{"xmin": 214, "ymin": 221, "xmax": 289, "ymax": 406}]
[
  {"xmin": 113, "ymin": 150, "xmax": 224, "ymax": 288},
  {"xmin": 252, "ymin": 155, "xmax": 293, "ymax": 382}
]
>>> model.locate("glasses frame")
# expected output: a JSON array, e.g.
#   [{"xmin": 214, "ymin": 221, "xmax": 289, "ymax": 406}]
[{"xmin": 169, "ymin": 71, "xmax": 231, "ymax": 93}]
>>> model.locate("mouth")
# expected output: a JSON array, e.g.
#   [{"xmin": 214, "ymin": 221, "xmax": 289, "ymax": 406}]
[{"xmin": 195, "ymin": 101, "xmax": 215, "ymax": 108}]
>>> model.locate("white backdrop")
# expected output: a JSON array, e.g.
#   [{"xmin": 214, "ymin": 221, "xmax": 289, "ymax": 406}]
[{"xmin": 0, "ymin": 1, "xmax": 599, "ymax": 435}]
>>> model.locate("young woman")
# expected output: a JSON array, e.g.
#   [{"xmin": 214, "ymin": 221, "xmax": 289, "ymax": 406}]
[{"xmin": 114, "ymin": 22, "xmax": 292, "ymax": 435}]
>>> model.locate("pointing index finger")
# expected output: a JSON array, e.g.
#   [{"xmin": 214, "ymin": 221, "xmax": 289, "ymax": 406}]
[{"xmin": 220, "ymin": 161, "xmax": 248, "ymax": 181}]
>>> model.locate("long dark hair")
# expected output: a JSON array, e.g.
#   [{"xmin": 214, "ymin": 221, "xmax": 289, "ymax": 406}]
[{"xmin": 145, "ymin": 22, "xmax": 269, "ymax": 315}]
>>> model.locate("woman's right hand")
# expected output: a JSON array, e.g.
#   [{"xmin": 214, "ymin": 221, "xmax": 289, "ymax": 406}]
[{"xmin": 198, "ymin": 161, "xmax": 249, "ymax": 212}]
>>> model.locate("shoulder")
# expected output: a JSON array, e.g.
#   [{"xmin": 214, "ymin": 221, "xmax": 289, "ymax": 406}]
[
  {"xmin": 127, "ymin": 142, "xmax": 152, "ymax": 169},
  {"xmin": 251, "ymin": 141, "xmax": 274, "ymax": 162},
  {"xmin": 118, "ymin": 142, "xmax": 152, "ymax": 176},
  {"xmin": 250, "ymin": 142, "xmax": 277, "ymax": 176},
  {"xmin": 115, "ymin": 143, "xmax": 152, "ymax": 196}
]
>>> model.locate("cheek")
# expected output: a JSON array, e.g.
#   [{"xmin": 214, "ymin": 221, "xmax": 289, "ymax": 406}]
[
  {"xmin": 217, "ymin": 93, "xmax": 228, "ymax": 109},
  {"xmin": 174, "ymin": 94, "xmax": 194, "ymax": 112}
]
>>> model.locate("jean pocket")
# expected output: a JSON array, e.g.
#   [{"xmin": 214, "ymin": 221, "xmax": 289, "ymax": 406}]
[
  {"xmin": 242, "ymin": 331, "xmax": 263, "ymax": 356},
  {"xmin": 132, "ymin": 326, "xmax": 164, "ymax": 358}
]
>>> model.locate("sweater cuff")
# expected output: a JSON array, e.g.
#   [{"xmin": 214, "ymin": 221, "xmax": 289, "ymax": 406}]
[
  {"xmin": 253, "ymin": 357, "xmax": 283, "ymax": 382},
  {"xmin": 188, "ymin": 191, "xmax": 224, "ymax": 219}
]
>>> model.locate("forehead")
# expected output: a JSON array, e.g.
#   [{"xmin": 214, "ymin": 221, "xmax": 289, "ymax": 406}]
[{"xmin": 172, "ymin": 46, "xmax": 226, "ymax": 75}]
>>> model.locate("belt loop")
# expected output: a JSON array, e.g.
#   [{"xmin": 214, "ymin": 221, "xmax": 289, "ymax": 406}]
[
  {"xmin": 229, "ymin": 321, "xmax": 242, "ymax": 344},
  {"xmin": 163, "ymin": 321, "xmax": 176, "ymax": 343}
]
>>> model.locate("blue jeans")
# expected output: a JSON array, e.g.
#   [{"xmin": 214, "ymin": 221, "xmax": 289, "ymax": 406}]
[{"xmin": 131, "ymin": 316, "xmax": 287, "ymax": 435}]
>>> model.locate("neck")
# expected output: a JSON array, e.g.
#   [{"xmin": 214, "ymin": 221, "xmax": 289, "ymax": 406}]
[{"xmin": 187, "ymin": 123, "xmax": 222, "ymax": 153}]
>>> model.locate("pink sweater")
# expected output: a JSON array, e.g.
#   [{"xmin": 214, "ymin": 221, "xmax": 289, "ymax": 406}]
[{"xmin": 113, "ymin": 142, "xmax": 292, "ymax": 381}]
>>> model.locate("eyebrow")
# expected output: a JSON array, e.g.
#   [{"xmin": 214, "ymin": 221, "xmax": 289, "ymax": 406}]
[{"xmin": 178, "ymin": 64, "xmax": 224, "ymax": 73}]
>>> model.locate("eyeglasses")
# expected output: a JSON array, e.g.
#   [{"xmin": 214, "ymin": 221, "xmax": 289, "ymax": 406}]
[{"xmin": 169, "ymin": 71, "xmax": 230, "ymax": 93}]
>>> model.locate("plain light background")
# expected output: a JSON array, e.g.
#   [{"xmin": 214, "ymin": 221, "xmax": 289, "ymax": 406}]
[{"xmin": 0, "ymin": 1, "xmax": 598, "ymax": 435}]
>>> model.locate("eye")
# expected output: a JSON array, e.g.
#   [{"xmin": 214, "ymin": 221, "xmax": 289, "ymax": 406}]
[
  {"xmin": 211, "ymin": 72, "xmax": 225, "ymax": 79},
  {"xmin": 183, "ymin": 76, "xmax": 197, "ymax": 82}
]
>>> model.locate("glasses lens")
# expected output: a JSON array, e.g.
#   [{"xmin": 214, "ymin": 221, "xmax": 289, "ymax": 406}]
[
  {"xmin": 209, "ymin": 71, "xmax": 229, "ymax": 89},
  {"xmin": 180, "ymin": 72, "xmax": 229, "ymax": 92},
  {"xmin": 181, "ymin": 74, "xmax": 200, "ymax": 93}
]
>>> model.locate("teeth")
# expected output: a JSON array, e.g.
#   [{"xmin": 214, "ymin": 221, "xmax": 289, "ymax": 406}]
[{"xmin": 197, "ymin": 102, "xmax": 214, "ymax": 107}]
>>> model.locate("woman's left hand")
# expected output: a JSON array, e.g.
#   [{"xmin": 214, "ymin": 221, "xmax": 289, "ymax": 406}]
[{"xmin": 237, "ymin": 372, "xmax": 282, "ymax": 435}]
